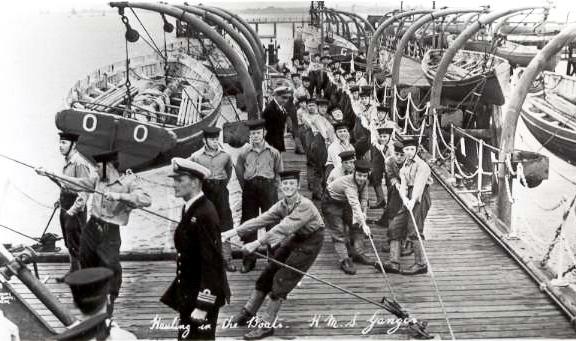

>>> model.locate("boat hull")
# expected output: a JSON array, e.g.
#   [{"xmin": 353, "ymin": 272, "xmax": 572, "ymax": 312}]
[
  {"xmin": 521, "ymin": 108, "xmax": 576, "ymax": 165},
  {"xmin": 422, "ymin": 49, "xmax": 510, "ymax": 105},
  {"xmin": 57, "ymin": 51, "xmax": 223, "ymax": 171},
  {"xmin": 465, "ymin": 40, "xmax": 559, "ymax": 70}
]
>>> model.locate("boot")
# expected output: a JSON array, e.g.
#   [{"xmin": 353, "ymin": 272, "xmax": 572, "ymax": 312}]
[
  {"xmin": 401, "ymin": 241, "xmax": 428, "ymax": 275},
  {"xmin": 232, "ymin": 290, "xmax": 267, "ymax": 326},
  {"xmin": 375, "ymin": 209, "xmax": 389, "ymax": 227},
  {"xmin": 339, "ymin": 257, "xmax": 356, "ymax": 275},
  {"xmin": 369, "ymin": 185, "xmax": 386, "ymax": 209},
  {"xmin": 351, "ymin": 253, "xmax": 376, "ymax": 266},
  {"xmin": 381, "ymin": 240, "xmax": 390, "ymax": 253},
  {"xmin": 241, "ymin": 255, "xmax": 257, "ymax": 273},
  {"xmin": 401, "ymin": 240, "xmax": 414, "ymax": 257},
  {"xmin": 381, "ymin": 240, "xmax": 401, "ymax": 274},
  {"xmin": 243, "ymin": 298, "xmax": 283, "ymax": 340},
  {"xmin": 222, "ymin": 242, "xmax": 237, "ymax": 272}
]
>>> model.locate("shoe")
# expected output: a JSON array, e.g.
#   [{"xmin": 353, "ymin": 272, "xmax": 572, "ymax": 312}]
[
  {"xmin": 55, "ymin": 273, "xmax": 70, "ymax": 283},
  {"xmin": 225, "ymin": 261, "xmax": 238, "ymax": 272},
  {"xmin": 241, "ymin": 258, "xmax": 256, "ymax": 273},
  {"xmin": 339, "ymin": 258, "xmax": 356, "ymax": 275},
  {"xmin": 374, "ymin": 216, "xmax": 389, "ymax": 227},
  {"xmin": 369, "ymin": 199, "xmax": 387, "ymax": 209},
  {"xmin": 231, "ymin": 308, "xmax": 254, "ymax": 326},
  {"xmin": 352, "ymin": 253, "xmax": 375, "ymax": 265},
  {"xmin": 381, "ymin": 242, "xmax": 390, "ymax": 253},
  {"xmin": 401, "ymin": 264, "xmax": 428, "ymax": 275},
  {"xmin": 401, "ymin": 241, "xmax": 414, "ymax": 257},
  {"xmin": 244, "ymin": 327, "xmax": 274, "ymax": 340},
  {"xmin": 380, "ymin": 261, "xmax": 401, "ymax": 274}
]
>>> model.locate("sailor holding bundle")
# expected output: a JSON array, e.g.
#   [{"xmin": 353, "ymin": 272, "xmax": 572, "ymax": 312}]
[{"xmin": 222, "ymin": 170, "xmax": 324, "ymax": 340}]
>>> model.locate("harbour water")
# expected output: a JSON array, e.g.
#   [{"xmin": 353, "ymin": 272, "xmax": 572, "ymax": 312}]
[{"xmin": 0, "ymin": 7, "xmax": 575, "ymax": 268}]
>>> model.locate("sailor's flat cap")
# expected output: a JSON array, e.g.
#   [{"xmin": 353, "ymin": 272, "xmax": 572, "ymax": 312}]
[
  {"xmin": 168, "ymin": 157, "xmax": 211, "ymax": 180},
  {"xmin": 58, "ymin": 132, "xmax": 80, "ymax": 142},
  {"xmin": 339, "ymin": 150, "xmax": 356, "ymax": 162},
  {"xmin": 202, "ymin": 126, "xmax": 221, "ymax": 138}
]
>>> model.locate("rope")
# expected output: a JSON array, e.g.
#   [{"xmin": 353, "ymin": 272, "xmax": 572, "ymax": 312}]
[
  {"xmin": 0, "ymin": 223, "xmax": 40, "ymax": 242},
  {"xmin": 1, "ymin": 152, "xmax": 435, "ymax": 337},
  {"xmin": 0, "ymin": 153, "xmax": 181, "ymax": 225},
  {"xmin": 7, "ymin": 180, "xmax": 54, "ymax": 210},
  {"xmin": 226, "ymin": 238, "xmax": 433, "ymax": 337},
  {"xmin": 129, "ymin": 8, "xmax": 164, "ymax": 58},
  {"xmin": 404, "ymin": 203, "xmax": 456, "ymax": 340},
  {"xmin": 540, "ymin": 194, "xmax": 576, "ymax": 266}
]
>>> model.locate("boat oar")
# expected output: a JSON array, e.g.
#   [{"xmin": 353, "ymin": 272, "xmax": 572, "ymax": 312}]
[{"xmin": 226, "ymin": 239, "xmax": 432, "ymax": 339}]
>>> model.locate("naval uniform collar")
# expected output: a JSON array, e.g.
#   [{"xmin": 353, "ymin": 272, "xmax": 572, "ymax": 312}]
[
  {"xmin": 184, "ymin": 192, "xmax": 204, "ymax": 212},
  {"xmin": 201, "ymin": 145, "xmax": 222, "ymax": 157},
  {"xmin": 64, "ymin": 149, "xmax": 78, "ymax": 164},
  {"xmin": 102, "ymin": 166, "xmax": 124, "ymax": 186},
  {"xmin": 249, "ymin": 141, "xmax": 271, "ymax": 153}
]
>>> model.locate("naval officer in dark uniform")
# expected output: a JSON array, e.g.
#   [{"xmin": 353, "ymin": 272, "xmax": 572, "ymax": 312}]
[
  {"xmin": 262, "ymin": 86, "xmax": 291, "ymax": 152},
  {"xmin": 161, "ymin": 158, "xmax": 230, "ymax": 340}
]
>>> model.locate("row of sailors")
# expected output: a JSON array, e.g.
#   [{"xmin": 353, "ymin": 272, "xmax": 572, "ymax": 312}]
[{"xmin": 42, "ymin": 111, "xmax": 431, "ymax": 340}]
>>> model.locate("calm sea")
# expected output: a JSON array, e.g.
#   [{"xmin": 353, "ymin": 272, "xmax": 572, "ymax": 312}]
[{"xmin": 0, "ymin": 9, "xmax": 574, "ymax": 260}]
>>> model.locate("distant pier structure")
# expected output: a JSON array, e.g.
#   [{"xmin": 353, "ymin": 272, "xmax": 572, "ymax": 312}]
[{"xmin": 244, "ymin": 16, "xmax": 311, "ymax": 39}]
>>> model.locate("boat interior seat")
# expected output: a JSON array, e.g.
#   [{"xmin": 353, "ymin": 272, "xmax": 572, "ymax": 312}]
[{"xmin": 87, "ymin": 85, "xmax": 138, "ymax": 111}]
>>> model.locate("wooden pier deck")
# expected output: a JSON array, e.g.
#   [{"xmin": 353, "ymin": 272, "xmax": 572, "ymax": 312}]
[{"xmin": 8, "ymin": 135, "xmax": 576, "ymax": 339}]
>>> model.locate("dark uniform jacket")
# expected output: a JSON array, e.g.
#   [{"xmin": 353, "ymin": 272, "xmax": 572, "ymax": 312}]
[
  {"xmin": 161, "ymin": 196, "xmax": 230, "ymax": 312},
  {"xmin": 262, "ymin": 99, "xmax": 287, "ymax": 152}
]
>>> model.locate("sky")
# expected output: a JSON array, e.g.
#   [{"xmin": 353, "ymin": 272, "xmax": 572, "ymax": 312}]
[{"xmin": 0, "ymin": 0, "xmax": 573, "ymax": 19}]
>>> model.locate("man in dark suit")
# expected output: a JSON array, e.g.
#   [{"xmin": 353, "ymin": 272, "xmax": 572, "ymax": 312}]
[
  {"xmin": 161, "ymin": 158, "xmax": 230, "ymax": 340},
  {"xmin": 262, "ymin": 86, "xmax": 291, "ymax": 152}
]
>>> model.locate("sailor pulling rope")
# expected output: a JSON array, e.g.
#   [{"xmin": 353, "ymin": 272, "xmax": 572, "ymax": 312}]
[{"xmin": 0, "ymin": 152, "xmax": 434, "ymax": 339}]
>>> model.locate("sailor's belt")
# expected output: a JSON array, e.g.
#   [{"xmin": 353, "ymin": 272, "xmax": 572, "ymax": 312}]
[
  {"xmin": 89, "ymin": 215, "xmax": 117, "ymax": 227},
  {"xmin": 196, "ymin": 289, "xmax": 217, "ymax": 309}
]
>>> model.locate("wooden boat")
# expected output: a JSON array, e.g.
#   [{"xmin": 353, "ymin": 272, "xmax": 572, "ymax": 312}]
[
  {"xmin": 465, "ymin": 39, "xmax": 560, "ymax": 70},
  {"xmin": 301, "ymin": 25, "xmax": 358, "ymax": 56},
  {"xmin": 55, "ymin": 51, "xmax": 223, "ymax": 171},
  {"xmin": 421, "ymin": 49, "xmax": 510, "ymax": 105},
  {"xmin": 519, "ymin": 70, "xmax": 576, "ymax": 165},
  {"xmin": 499, "ymin": 22, "xmax": 562, "ymax": 36},
  {"xmin": 167, "ymin": 39, "xmax": 242, "ymax": 95},
  {"xmin": 173, "ymin": 21, "xmax": 244, "ymax": 94}
]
